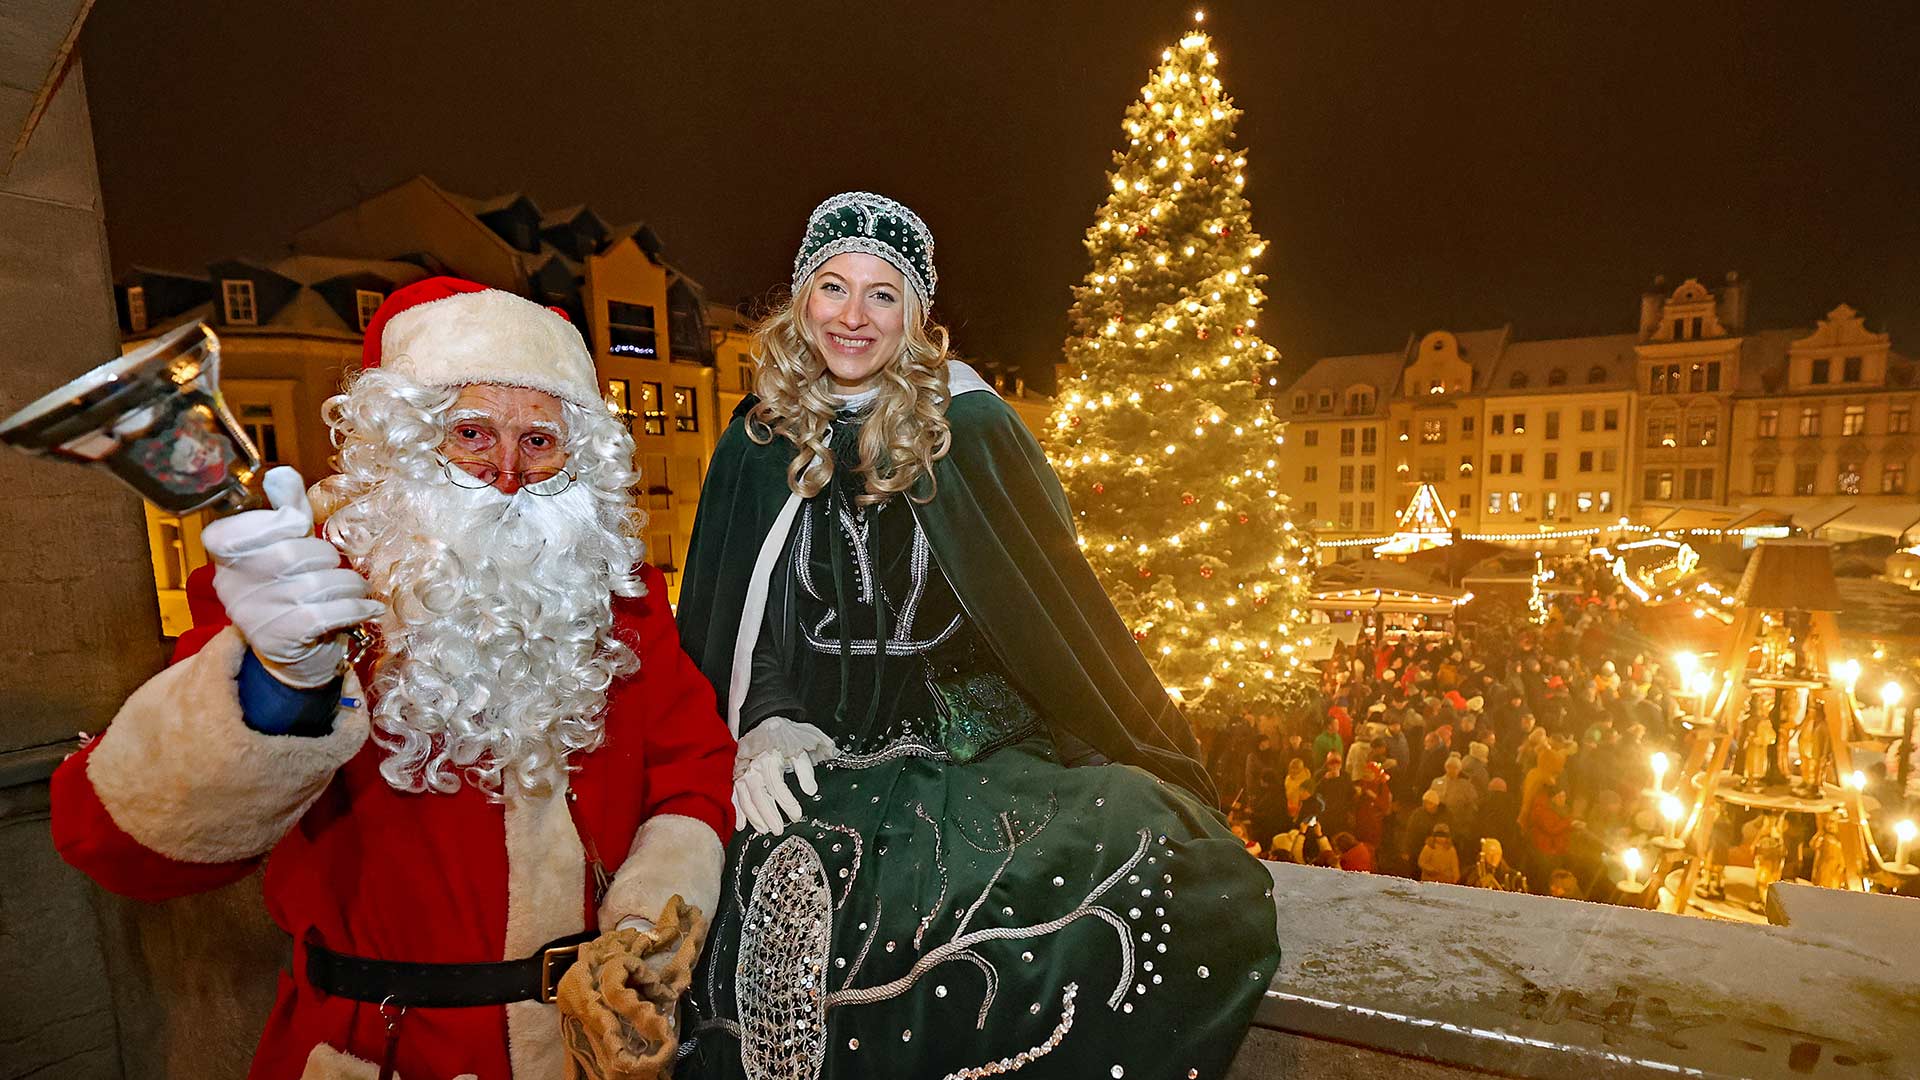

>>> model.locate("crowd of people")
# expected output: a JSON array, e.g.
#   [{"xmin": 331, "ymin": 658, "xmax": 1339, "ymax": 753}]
[{"xmin": 1207, "ymin": 556, "xmax": 1690, "ymax": 900}]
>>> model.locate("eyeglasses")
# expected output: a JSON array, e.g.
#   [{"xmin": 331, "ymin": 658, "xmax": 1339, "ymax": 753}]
[{"xmin": 439, "ymin": 456, "xmax": 576, "ymax": 496}]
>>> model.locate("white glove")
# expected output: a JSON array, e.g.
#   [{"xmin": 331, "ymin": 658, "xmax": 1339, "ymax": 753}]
[
  {"xmin": 201, "ymin": 466, "xmax": 384, "ymax": 688},
  {"xmin": 732, "ymin": 717, "xmax": 837, "ymax": 835}
]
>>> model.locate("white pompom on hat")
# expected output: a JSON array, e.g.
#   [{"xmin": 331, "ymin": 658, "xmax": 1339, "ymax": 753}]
[{"xmin": 361, "ymin": 276, "xmax": 602, "ymax": 410}]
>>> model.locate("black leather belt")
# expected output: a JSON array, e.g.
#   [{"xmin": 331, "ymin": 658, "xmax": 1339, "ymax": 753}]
[{"xmin": 305, "ymin": 931, "xmax": 596, "ymax": 1007}]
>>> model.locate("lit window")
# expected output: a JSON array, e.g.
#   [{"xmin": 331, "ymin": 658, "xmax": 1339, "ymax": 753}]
[
  {"xmin": 1506, "ymin": 491, "xmax": 1524, "ymax": 514},
  {"xmin": 1599, "ymin": 490, "xmax": 1613, "ymax": 513},
  {"xmin": 1842, "ymin": 405, "xmax": 1866, "ymax": 436},
  {"xmin": 1891, "ymin": 406, "xmax": 1912, "ymax": 434},
  {"xmin": 1884, "ymin": 462, "xmax": 1908, "ymax": 494},
  {"xmin": 1512, "ymin": 412, "xmax": 1527, "ymax": 434},
  {"xmin": 673, "ymin": 385, "xmax": 699, "ymax": 432},
  {"xmin": 639, "ymin": 381, "xmax": 665, "ymax": 436},
  {"xmin": 1757, "ymin": 409, "xmax": 1778, "ymax": 437},
  {"xmin": 1420, "ymin": 419, "xmax": 1444, "ymax": 444},
  {"xmin": 222, "ymin": 279, "xmax": 257, "ymax": 325},
  {"xmin": 608, "ymin": 301, "xmax": 658, "ymax": 357},
  {"xmin": 1576, "ymin": 491, "xmax": 1594, "ymax": 513},
  {"xmin": 1799, "ymin": 408, "xmax": 1821, "ymax": 437},
  {"xmin": 1486, "ymin": 492, "xmax": 1502, "ymax": 515},
  {"xmin": 1543, "ymin": 490, "xmax": 1560, "ymax": 518},
  {"xmin": 606, "ymin": 379, "xmax": 633, "ymax": 428},
  {"xmin": 355, "ymin": 289, "xmax": 384, "ymax": 332},
  {"xmin": 1753, "ymin": 466, "xmax": 1775, "ymax": 495}
]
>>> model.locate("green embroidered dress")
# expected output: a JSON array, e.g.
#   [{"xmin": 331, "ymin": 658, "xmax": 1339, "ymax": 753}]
[{"xmin": 677, "ymin": 384, "xmax": 1278, "ymax": 1080}]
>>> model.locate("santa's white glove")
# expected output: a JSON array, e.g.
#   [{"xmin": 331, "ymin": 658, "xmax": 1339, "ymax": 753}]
[
  {"xmin": 732, "ymin": 717, "xmax": 838, "ymax": 835},
  {"xmin": 201, "ymin": 466, "xmax": 383, "ymax": 689}
]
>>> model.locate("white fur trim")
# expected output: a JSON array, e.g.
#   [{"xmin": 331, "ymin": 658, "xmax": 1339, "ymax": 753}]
[
  {"xmin": 87, "ymin": 626, "xmax": 368, "ymax": 863},
  {"xmin": 381, "ymin": 289, "xmax": 601, "ymax": 409},
  {"xmin": 598, "ymin": 813, "xmax": 725, "ymax": 930},
  {"xmin": 945, "ymin": 358, "xmax": 998, "ymax": 400},
  {"xmin": 300, "ymin": 1043, "xmax": 476, "ymax": 1080},
  {"xmin": 728, "ymin": 492, "xmax": 804, "ymax": 737},
  {"xmin": 502, "ymin": 776, "xmax": 586, "ymax": 1080}
]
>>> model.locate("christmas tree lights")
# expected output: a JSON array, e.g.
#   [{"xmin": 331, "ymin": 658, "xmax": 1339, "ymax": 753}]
[{"xmin": 1049, "ymin": 14, "xmax": 1314, "ymax": 727}]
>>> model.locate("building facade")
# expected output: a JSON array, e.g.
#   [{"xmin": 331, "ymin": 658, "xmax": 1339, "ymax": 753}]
[
  {"xmin": 1278, "ymin": 275, "xmax": 1917, "ymax": 550},
  {"xmin": 116, "ymin": 176, "xmax": 732, "ymax": 628}
]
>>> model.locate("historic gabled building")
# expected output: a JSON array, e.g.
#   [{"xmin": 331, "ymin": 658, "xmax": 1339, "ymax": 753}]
[
  {"xmin": 114, "ymin": 176, "xmax": 732, "ymax": 629},
  {"xmin": 1277, "ymin": 274, "xmax": 1917, "ymax": 547}
]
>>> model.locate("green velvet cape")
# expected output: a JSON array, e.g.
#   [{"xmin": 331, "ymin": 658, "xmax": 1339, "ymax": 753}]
[{"xmin": 675, "ymin": 388, "xmax": 1220, "ymax": 805}]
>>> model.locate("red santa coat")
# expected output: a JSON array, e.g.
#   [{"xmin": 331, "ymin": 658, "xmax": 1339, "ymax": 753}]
[{"xmin": 51, "ymin": 563, "xmax": 734, "ymax": 1080}]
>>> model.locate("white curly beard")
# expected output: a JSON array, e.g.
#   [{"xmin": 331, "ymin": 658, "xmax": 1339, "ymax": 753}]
[{"xmin": 326, "ymin": 472, "xmax": 639, "ymax": 798}]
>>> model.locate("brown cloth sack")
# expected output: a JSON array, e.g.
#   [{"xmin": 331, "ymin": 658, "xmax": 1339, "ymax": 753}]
[{"xmin": 558, "ymin": 896, "xmax": 709, "ymax": 1080}]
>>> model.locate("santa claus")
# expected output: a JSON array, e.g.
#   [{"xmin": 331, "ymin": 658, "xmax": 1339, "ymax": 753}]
[{"xmin": 50, "ymin": 277, "xmax": 735, "ymax": 1079}]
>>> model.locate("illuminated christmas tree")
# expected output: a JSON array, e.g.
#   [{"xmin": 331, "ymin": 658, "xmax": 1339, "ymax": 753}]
[{"xmin": 1048, "ymin": 13, "xmax": 1315, "ymax": 728}]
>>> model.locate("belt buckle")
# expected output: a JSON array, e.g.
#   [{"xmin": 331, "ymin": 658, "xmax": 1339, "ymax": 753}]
[{"xmin": 539, "ymin": 944, "xmax": 581, "ymax": 1004}]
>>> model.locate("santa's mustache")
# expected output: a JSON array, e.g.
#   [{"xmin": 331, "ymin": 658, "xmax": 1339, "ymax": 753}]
[{"xmin": 326, "ymin": 467, "xmax": 638, "ymax": 798}]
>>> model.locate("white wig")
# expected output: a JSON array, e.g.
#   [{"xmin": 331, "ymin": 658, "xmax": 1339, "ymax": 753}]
[{"xmin": 315, "ymin": 367, "xmax": 645, "ymax": 798}]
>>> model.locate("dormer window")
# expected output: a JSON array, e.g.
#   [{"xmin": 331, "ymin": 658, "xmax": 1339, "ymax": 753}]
[
  {"xmin": 355, "ymin": 290, "xmax": 385, "ymax": 332},
  {"xmin": 1316, "ymin": 391, "xmax": 1333, "ymax": 411},
  {"xmin": 1587, "ymin": 365, "xmax": 1606, "ymax": 384},
  {"xmin": 1508, "ymin": 371, "xmax": 1529, "ymax": 389},
  {"xmin": 1293, "ymin": 392, "xmax": 1308, "ymax": 412},
  {"xmin": 1546, "ymin": 368, "xmax": 1566, "ymax": 387},
  {"xmin": 126, "ymin": 286, "xmax": 147, "ymax": 332},
  {"xmin": 222, "ymin": 279, "xmax": 257, "ymax": 325}
]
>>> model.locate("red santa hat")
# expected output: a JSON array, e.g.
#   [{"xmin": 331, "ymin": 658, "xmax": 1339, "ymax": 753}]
[{"xmin": 359, "ymin": 276, "xmax": 602, "ymax": 410}]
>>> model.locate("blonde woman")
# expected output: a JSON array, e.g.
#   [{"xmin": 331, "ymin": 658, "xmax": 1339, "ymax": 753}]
[{"xmin": 674, "ymin": 192, "xmax": 1278, "ymax": 1078}]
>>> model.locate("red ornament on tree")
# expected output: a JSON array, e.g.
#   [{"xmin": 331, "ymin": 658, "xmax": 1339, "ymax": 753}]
[
  {"xmin": 1197, "ymin": 329, "xmax": 1209, "ymax": 340},
  {"xmin": 1180, "ymin": 491, "xmax": 1197, "ymax": 505},
  {"xmin": 1070, "ymin": 415, "xmax": 1082, "ymax": 427},
  {"xmin": 1092, "ymin": 482, "xmax": 1105, "ymax": 494},
  {"xmin": 1199, "ymin": 565, "xmax": 1215, "ymax": 579},
  {"xmin": 1233, "ymin": 326, "xmax": 1245, "ymax": 336},
  {"xmin": 1238, "ymin": 512, "xmax": 1250, "ymax": 524},
  {"xmin": 1133, "ymin": 630, "xmax": 1148, "ymax": 642},
  {"xmin": 1135, "ymin": 224, "xmax": 1148, "ymax": 236},
  {"xmin": 1138, "ymin": 566, "xmax": 1153, "ymax": 579}
]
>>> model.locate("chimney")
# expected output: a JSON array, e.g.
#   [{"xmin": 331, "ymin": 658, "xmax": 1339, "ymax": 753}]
[
  {"xmin": 1638, "ymin": 275, "xmax": 1668, "ymax": 341},
  {"xmin": 1718, "ymin": 271, "xmax": 1748, "ymax": 335}
]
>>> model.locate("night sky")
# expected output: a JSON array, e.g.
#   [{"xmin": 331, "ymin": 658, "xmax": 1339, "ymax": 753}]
[{"xmin": 81, "ymin": 2, "xmax": 1920, "ymax": 386}]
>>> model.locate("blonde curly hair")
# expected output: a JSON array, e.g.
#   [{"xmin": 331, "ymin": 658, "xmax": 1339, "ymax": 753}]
[{"xmin": 746, "ymin": 275, "xmax": 953, "ymax": 505}]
